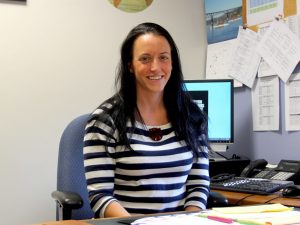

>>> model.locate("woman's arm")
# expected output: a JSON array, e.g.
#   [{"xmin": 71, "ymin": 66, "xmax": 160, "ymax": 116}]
[
  {"xmin": 83, "ymin": 113, "xmax": 120, "ymax": 218},
  {"xmin": 184, "ymin": 149, "xmax": 210, "ymax": 210},
  {"xmin": 104, "ymin": 201, "xmax": 131, "ymax": 217}
]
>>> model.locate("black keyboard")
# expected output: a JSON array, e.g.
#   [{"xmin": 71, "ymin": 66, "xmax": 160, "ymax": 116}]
[{"xmin": 211, "ymin": 177, "xmax": 294, "ymax": 195}]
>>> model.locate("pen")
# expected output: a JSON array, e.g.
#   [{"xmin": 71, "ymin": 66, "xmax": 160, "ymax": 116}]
[
  {"xmin": 236, "ymin": 219, "xmax": 267, "ymax": 225},
  {"xmin": 208, "ymin": 215, "xmax": 234, "ymax": 224},
  {"xmin": 198, "ymin": 214, "xmax": 234, "ymax": 224}
]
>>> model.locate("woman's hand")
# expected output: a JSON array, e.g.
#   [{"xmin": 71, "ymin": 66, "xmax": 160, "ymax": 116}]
[{"xmin": 184, "ymin": 205, "xmax": 202, "ymax": 212}]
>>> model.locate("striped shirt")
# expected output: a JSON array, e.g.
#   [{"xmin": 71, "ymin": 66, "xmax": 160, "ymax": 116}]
[{"xmin": 83, "ymin": 102, "xmax": 210, "ymax": 218}]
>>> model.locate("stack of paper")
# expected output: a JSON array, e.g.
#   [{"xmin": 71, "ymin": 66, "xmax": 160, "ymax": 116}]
[
  {"xmin": 207, "ymin": 203, "xmax": 300, "ymax": 225},
  {"xmin": 131, "ymin": 204, "xmax": 300, "ymax": 225}
]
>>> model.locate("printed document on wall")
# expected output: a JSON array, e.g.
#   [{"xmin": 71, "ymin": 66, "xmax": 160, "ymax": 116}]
[
  {"xmin": 206, "ymin": 39, "xmax": 242, "ymax": 87},
  {"xmin": 257, "ymin": 16, "xmax": 300, "ymax": 78},
  {"xmin": 252, "ymin": 76, "xmax": 279, "ymax": 131},
  {"xmin": 257, "ymin": 22, "xmax": 277, "ymax": 78},
  {"xmin": 256, "ymin": 20, "xmax": 300, "ymax": 83},
  {"xmin": 246, "ymin": 0, "xmax": 284, "ymax": 27},
  {"xmin": 206, "ymin": 39, "xmax": 235, "ymax": 79},
  {"xmin": 285, "ymin": 70, "xmax": 300, "ymax": 131},
  {"xmin": 286, "ymin": 15, "xmax": 300, "ymax": 39},
  {"xmin": 228, "ymin": 27, "xmax": 261, "ymax": 88}
]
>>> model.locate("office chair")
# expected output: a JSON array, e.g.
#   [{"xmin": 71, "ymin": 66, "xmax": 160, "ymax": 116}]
[{"xmin": 52, "ymin": 114, "xmax": 228, "ymax": 220}]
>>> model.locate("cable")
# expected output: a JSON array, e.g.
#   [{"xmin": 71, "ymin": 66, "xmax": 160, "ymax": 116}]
[
  {"xmin": 215, "ymin": 151, "xmax": 230, "ymax": 160},
  {"xmin": 231, "ymin": 154, "xmax": 241, "ymax": 159}
]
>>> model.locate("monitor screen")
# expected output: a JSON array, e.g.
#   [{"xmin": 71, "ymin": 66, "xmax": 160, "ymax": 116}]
[{"xmin": 183, "ymin": 79, "xmax": 234, "ymax": 144}]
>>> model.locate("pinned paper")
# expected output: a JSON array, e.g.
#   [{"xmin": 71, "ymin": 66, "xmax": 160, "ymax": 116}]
[{"xmin": 256, "ymin": 20, "xmax": 300, "ymax": 83}]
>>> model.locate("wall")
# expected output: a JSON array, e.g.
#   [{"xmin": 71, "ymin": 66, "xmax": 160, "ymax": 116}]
[
  {"xmin": 226, "ymin": 81, "xmax": 300, "ymax": 164},
  {"xmin": 0, "ymin": 0, "xmax": 207, "ymax": 224}
]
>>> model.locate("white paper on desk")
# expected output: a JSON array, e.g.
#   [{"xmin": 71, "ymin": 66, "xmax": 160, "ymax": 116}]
[
  {"xmin": 252, "ymin": 76, "xmax": 279, "ymax": 131},
  {"xmin": 131, "ymin": 213, "xmax": 235, "ymax": 225},
  {"xmin": 246, "ymin": 0, "xmax": 283, "ymax": 27},
  {"xmin": 228, "ymin": 27, "xmax": 261, "ymax": 88},
  {"xmin": 131, "ymin": 209, "xmax": 300, "ymax": 225},
  {"xmin": 256, "ymin": 20, "xmax": 300, "ymax": 83},
  {"xmin": 208, "ymin": 210, "xmax": 299, "ymax": 220},
  {"xmin": 207, "ymin": 210, "xmax": 300, "ymax": 225},
  {"xmin": 206, "ymin": 39, "xmax": 242, "ymax": 87},
  {"xmin": 285, "ymin": 66, "xmax": 300, "ymax": 131}
]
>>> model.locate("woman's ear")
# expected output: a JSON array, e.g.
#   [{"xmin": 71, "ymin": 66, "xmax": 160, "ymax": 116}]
[{"xmin": 128, "ymin": 63, "xmax": 134, "ymax": 73}]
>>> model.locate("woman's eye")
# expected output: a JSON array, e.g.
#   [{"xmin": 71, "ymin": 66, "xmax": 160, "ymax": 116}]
[
  {"xmin": 160, "ymin": 55, "xmax": 169, "ymax": 61},
  {"xmin": 139, "ymin": 56, "xmax": 151, "ymax": 63}
]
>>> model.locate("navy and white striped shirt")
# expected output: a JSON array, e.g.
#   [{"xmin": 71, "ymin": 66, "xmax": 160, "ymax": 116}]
[{"xmin": 83, "ymin": 102, "xmax": 210, "ymax": 218}]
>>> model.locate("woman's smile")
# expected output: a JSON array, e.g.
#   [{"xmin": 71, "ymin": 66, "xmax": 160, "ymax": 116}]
[{"xmin": 147, "ymin": 75, "xmax": 163, "ymax": 80}]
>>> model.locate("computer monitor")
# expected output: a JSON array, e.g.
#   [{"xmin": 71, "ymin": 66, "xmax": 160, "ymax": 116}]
[{"xmin": 183, "ymin": 79, "xmax": 234, "ymax": 152}]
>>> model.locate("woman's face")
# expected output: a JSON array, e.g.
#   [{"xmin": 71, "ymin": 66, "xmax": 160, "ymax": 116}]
[{"xmin": 129, "ymin": 33, "xmax": 172, "ymax": 96}]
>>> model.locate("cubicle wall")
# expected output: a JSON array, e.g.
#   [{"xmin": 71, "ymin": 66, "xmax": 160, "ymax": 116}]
[{"xmin": 227, "ymin": 81, "xmax": 300, "ymax": 164}]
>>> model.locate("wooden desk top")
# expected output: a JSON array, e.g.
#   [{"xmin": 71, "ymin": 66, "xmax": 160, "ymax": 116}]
[
  {"xmin": 31, "ymin": 220, "xmax": 91, "ymax": 225},
  {"xmin": 212, "ymin": 189, "xmax": 300, "ymax": 207},
  {"xmin": 33, "ymin": 190, "xmax": 300, "ymax": 225}
]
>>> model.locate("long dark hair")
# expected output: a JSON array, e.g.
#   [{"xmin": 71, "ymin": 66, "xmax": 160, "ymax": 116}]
[{"xmin": 98, "ymin": 22, "xmax": 208, "ymax": 156}]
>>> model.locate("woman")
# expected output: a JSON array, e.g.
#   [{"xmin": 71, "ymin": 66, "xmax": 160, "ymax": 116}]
[{"xmin": 83, "ymin": 22, "xmax": 210, "ymax": 218}]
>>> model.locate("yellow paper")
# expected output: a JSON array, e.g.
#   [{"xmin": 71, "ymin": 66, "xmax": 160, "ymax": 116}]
[
  {"xmin": 238, "ymin": 215, "xmax": 300, "ymax": 225},
  {"xmin": 212, "ymin": 203, "xmax": 293, "ymax": 214}
]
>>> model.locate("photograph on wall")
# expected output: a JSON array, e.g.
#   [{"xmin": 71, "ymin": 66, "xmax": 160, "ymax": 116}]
[{"xmin": 205, "ymin": 0, "xmax": 242, "ymax": 44}]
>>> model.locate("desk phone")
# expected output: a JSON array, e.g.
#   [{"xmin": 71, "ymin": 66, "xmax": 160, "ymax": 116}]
[
  {"xmin": 210, "ymin": 159, "xmax": 300, "ymax": 194},
  {"xmin": 242, "ymin": 159, "xmax": 300, "ymax": 184}
]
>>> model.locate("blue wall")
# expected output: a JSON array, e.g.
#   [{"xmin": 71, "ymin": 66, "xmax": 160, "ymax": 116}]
[{"xmin": 224, "ymin": 81, "xmax": 300, "ymax": 164}]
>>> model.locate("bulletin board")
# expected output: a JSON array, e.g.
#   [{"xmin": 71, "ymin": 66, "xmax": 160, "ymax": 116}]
[{"xmin": 242, "ymin": 0, "xmax": 297, "ymax": 32}]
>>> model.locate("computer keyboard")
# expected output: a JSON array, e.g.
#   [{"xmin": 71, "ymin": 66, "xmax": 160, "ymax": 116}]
[{"xmin": 211, "ymin": 176, "xmax": 294, "ymax": 195}]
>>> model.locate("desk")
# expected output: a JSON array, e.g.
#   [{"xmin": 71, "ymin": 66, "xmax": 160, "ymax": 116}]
[
  {"xmin": 213, "ymin": 189, "xmax": 300, "ymax": 207},
  {"xmin": 32, "ymin": 212, "xmax": 187, "ymax": 225},
  {"xmin": 33, "ymin": 191, "xmax": 300, "ymax": 225},
  {"xmin": 32, "ymin": 210, "xmax": 197, "ymax": 225}
]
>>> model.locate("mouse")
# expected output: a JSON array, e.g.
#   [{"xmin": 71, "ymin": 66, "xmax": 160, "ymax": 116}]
[{"xmin": 282, "ymin": 185, "xmax": 300, "ymax": 197}]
